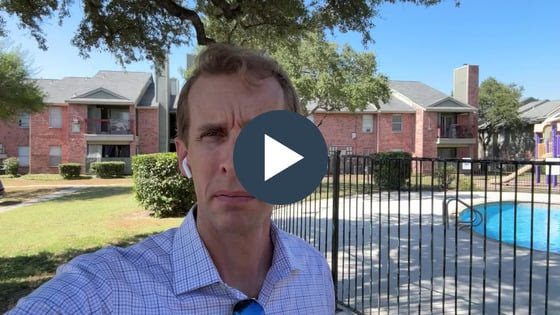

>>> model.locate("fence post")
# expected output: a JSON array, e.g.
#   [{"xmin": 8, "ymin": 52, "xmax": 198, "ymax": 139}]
[{"xmin": 331, "ymin": 151, "xmax": 341, "ymax": 301}]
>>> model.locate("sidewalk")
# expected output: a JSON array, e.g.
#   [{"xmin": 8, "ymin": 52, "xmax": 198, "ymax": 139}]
[{"xmin": 0, "ymin": 188, "xmax": 80, "ymax": 213}]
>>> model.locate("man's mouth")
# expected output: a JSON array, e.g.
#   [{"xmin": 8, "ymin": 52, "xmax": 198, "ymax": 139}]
[{"xmin": 213, "ymin": 190, "xmax": 256, "ymax": 203}]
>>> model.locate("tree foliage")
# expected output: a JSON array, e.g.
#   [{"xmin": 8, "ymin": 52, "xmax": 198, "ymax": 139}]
[
  {"xmin": 1, "ymin": 0, "xmax": 458, "ymax": 66},
  {"xmin": 271, "ymin": 32, "xmax": 390, "ymax": 114},
  {"xmin": 0, "ymin": 49, "xmax": 44, "ymax": 120},
  {"xmin": 478, "ymin": 77, "xmax": 523, "ymax": 158}
]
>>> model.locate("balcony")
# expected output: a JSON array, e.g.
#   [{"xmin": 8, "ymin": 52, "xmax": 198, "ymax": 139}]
[
  {"xmin": 85, "ymin": 119, "xmax": 134, "ymax": 142},
  {"xmin": 437, "ymin": 124, "xmax": 476, "ymax": 146}
]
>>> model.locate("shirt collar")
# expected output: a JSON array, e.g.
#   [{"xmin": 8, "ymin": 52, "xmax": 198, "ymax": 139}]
[
  {"xmin": 172, "ymin": 205, "xmax": 222, "ymax": 295},
  {"xmin": 172, "ymin": 204, "xmax": 303, "ymax": 296}
]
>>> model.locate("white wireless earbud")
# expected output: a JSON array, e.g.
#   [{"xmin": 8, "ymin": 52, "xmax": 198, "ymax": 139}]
[{"xmin": 182, "ymin": 158, "xmax": 192, "ymax": 179}]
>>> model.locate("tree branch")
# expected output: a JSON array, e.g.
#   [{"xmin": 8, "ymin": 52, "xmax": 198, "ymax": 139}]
[
  {"xmin": 316, "ymin": 114, "xmax": 327, "ymax": 127},
  {"xmin": 159, "ymin": 0, "xmax": 215, "ymax": 45},
  {"xmin": 227, "ymin": 20, "xmax": 239, "ymax": 43},
  {"xmin": 209, "ymin": 0, "xmax": 242, "ymax": 20}
]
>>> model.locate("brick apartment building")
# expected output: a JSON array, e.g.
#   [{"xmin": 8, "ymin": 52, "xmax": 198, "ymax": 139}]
[
  {"xmin": 0, "ymin": 61, "xmax": 178, "ymax": 175},
  {"xmin": 0, "ymin": 64, "xmax": 479, "ymax": 175},
  {"xmin": 309, "ymin": 65, "xmax": 479, "ymax": 159}
]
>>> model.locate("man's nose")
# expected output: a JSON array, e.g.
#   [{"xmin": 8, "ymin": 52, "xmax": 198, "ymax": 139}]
[{"xmin": 219, "ymin": 132, "xmax": 238, "ymax": 176}]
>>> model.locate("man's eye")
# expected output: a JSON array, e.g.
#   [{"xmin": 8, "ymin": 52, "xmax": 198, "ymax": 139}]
[{"xmin": 201, "ymin": 130, "xmax": 224, "ymax": 138}]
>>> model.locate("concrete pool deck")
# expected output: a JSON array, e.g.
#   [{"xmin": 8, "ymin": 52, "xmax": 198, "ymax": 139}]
[{"xmin": 274, "ymin": 190, "xmax": 560, "ymax": 314}]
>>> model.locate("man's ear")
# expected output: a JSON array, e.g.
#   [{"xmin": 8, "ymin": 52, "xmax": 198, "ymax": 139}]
[{"xmin": 175, "ymin": 137, "xmax": 190, "ymax": 178}]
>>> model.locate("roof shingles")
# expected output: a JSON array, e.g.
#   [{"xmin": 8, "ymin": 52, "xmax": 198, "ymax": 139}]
[{"xmin": 36, "ymin": 71, "xmax": 152, "ymax": 104}]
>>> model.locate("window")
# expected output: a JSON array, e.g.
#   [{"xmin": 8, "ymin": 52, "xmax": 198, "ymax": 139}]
[
  {"xmin": 362, "ymin": 115, "xmax": 374, "ymax": 133},
  {"xmin": 49, "ymin": 107, "xmax": 62, "ymax": 128},
  {"xmin": 437, "ymin": 148, "xmax": 457, "ymax": 159},
  {"xmin": 18, "ymin": 113, "xmax": 30, "ymax": 128},
  {"xmin": 102, "ymin": 145, "xmax": 130, "ymax": 158},
  {"xmin": 49, "ymin": 146, "xmax": 61, "ymax": 167},
  {"xmin": 71, "ymin": 118, "xmax": 80, "ymax": 133},
  {"xmin": 18, "ymin": 146, "xmax": 29, "ymax": 166},
  {"xmin": 329, "ymin": 145, "xmax": 353, "ymax": 156},
  {"xmin": 392, "ymin": 114, "xmax": 402, "ymax": 132}
]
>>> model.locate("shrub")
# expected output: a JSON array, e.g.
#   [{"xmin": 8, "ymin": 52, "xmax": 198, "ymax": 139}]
[
  {"xmin": 3, "ymin": 157, "xmax": 19, "ymax": 177},
  {"xmin": 91, "ymin": 161, "xmax": 125, "ymax": 178},
  {"xmin": 59, "ymin": 163, "xmax": 81, "ymax": 179},
  {"xmin": 132, "ymin": 153, "xmax": 195, "ymax": 218},
  {"xmin": 458, "ymin": 177, "xmax": 473, "ymax": 191},
  {"xmin": 370, "ymin": 151, "xmax": 412, "ymax": 189},
  {"xmin": 435, "ymin": 163, "xmax": 457, "ymax": 190}
]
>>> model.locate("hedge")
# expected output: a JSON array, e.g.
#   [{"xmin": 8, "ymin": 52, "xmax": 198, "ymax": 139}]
[
  {"xmin": 132, "ymin": 153, "xmax": 195, "ymax": 218},
  {"xmin": 370, "ymin": 151, "xmax": 412, "ymax": 189},
  {"xmin": 59, "ymin": 163, "xmax": 81, "ymax": 179},
  {"xmin": 3, "ymin": 157, "xmax": 19, "ymax": 177},
  {"xmin": 91, "ymin": 161, "xmax": 125, "ymax": 178},
  {"xmin": 435, "ymin": 163, "xmax": 457, "ymax": 190}
]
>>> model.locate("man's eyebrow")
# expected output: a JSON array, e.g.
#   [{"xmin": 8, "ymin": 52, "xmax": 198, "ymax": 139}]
[
  {"xmin": 197, "ymin": 123, "xmax": 226, "ymax": 133},
  {"xmin": 197, "ymin": 120, "xmax": 250, "ymax": 133}
]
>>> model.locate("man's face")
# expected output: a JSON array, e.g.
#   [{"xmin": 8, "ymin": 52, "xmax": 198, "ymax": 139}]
[{"xmin": 176, "ymin": 73, "xmax": 286, "ymax": 234}]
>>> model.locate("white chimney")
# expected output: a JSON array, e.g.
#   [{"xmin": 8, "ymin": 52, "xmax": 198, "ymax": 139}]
[{"xmin": 453, "ymin": 64, "xmax": 479, "ymax": 107}]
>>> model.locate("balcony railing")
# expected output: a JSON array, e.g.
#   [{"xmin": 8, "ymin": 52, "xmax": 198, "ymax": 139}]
[
  {"xmin": 86, "ymin": 119, "xmax": 133, "ymax": 135},
  {"xmin": 438, "ymin": 124, "xmax": 475, "ymax": 138}
]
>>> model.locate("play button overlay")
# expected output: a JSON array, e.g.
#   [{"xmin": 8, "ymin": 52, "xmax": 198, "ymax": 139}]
[
  {"xmin": 264, "ymin": 134, "xmax": 303, "ymax": 181},
  {"xmin": 234, "ymin": 110, "xmax": 328, "ymax": 205}
]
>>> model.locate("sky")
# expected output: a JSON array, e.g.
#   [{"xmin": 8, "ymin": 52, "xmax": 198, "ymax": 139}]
[{"xmin": 2, "ymin": 0, "xmax": 559, "ymax": 100}]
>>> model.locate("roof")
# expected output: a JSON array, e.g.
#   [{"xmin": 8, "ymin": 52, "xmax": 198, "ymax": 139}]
[
  {"xmin": 518, "ymin": 100, "xmax": 560, "ymax": 124},
  {"xmin": 389, "ymin": 81, "xmax": 449, "ymax": 107},
  {"xmin": 306, "ymin": 80, "xmax": 476, "ymax": 114},
  {"xmin": 35, "ymin": 71, "xmax": 153, "ymax": 105},
  {"xmin": 305, "ymin": 96, "xmax": 415, "ymax": 114}
]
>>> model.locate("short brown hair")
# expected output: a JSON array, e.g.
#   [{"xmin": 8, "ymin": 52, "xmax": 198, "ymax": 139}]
[{"xmin": 175, "ymin": 43, "xmax": 300, "ymax": 144}]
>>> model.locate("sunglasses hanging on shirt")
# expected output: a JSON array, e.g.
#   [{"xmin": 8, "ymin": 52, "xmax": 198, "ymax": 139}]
[{"xmin": 232, "ymin": 298, "xmax": 265, "ymax": 315}]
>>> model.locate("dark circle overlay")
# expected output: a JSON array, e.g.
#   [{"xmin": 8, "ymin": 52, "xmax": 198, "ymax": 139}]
[{"xmin": 234, "ymin": 110, "xmax": 328, "ymax": 205}]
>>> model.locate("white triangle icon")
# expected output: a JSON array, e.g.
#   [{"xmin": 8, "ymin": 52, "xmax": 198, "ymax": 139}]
[{"xmin": 264, "ymin": 134, "xmax": 304, "ymax": 182}]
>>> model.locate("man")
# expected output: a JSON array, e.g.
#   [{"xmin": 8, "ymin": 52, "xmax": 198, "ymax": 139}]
[{"xmin": 9, "ymin": 44, "xmax": 335, "ymax": 314}]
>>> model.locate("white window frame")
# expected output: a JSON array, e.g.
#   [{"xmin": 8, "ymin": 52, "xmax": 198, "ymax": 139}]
[
  {"xmin": 329, "ymin": 145, "xmax": 353, "ymax": 156},
  {"xmin": 49, "ymin": 146, "xmax": 62, "ymax": 167},
  {"xmin": 18, "ymin": 146, "xmax": 29, "ymax": 167},
  {"xmin": 392, "ymin": 114, "xmax": 402, "ymax": 133},
  {"xmin": 49, "ymin": 107, "xmax": 62, "ymax": 128},
  {"xmin": 362, "ymin": 115, "xmax": 374, "ymax": 133},
  {"xmin": 18, "ymin": 113, "xmax": 30, "ymax": 128}
]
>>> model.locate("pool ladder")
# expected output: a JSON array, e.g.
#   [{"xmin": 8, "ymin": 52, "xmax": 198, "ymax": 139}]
[{"xmin": 443, "ymin": 197, "xmax": 484, "ymax": 228}]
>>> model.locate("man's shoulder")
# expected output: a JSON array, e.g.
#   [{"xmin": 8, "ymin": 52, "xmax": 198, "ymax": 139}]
[
  {"xmin": 8, "ymin": 228, "xmax": 179, "ymax": 314},
  {"xmin": 69, "ymin": 227, "xmax": 177, "ymax": 272},
  {"xmin": 65, "ymin": 229, "xmax": 176, "ymax": 277}
]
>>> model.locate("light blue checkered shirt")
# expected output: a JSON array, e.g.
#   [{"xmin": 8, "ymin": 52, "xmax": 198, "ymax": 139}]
[{"xmin": 9, "ymin": 205, "xmax": 335, "ymax": 314}]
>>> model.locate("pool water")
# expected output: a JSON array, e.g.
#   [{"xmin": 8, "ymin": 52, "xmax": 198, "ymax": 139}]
[{"xmin": 459, "ymin": 202, "xmax": 560, "ymax": 253}]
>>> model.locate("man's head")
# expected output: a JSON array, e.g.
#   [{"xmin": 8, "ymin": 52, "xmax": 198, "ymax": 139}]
[
  {"xmin": 176, "ymin": 44, "xmax": 301, "ymax": 145},
  {"xmin": 175, "ymin": 43, "xmax": 300, "ymax": 234}
]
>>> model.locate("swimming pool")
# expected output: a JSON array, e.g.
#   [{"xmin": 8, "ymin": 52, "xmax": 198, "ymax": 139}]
[{"xmin": 459, "ymin": 202, "xmax": 560, "ymax": 253}]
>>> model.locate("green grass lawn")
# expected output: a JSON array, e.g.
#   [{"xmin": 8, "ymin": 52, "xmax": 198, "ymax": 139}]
[{"xmin": 0, "ymin": 186, "xmax": 182, "ymax": 312}]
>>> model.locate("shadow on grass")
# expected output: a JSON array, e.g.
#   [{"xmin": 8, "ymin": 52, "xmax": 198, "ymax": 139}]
[
  {"xmin": 49, "ymin": 186, "xmax": 134, "ymax": 203},
  {"xmin": 0, "ymin": 232, "xmax": 157, "ymax": 313},
  {"xmin": 0, "ymin": 200, "xmax": 22, "ymax": 206},
  {"xmin": 64, "ymin": 175, "xmax": 94, "ymax": 180}
]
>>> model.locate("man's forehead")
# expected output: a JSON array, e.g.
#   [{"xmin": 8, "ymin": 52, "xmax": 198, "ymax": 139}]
[{"xmin": 188, "ymin": 74, "xmax": 286, "ymax": 129}]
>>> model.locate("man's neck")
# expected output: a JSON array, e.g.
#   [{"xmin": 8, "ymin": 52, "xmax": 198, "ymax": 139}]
[{"xmin": 196, "ymin": 216, "xmax": 274, "ymax": 298}]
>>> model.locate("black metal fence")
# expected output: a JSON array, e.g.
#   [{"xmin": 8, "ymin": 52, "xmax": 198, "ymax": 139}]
[{"xmin": 272, "ymin": 153, "xmax": 560, "ymax": 314}]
